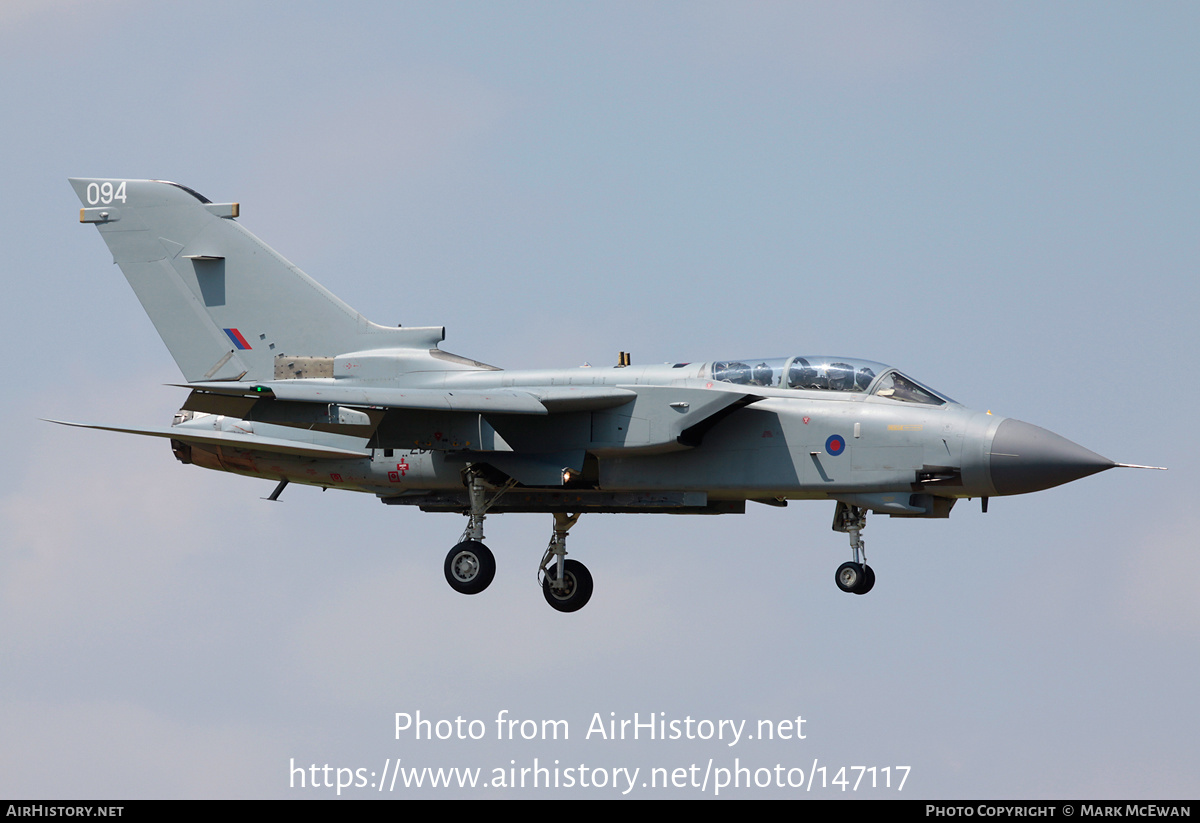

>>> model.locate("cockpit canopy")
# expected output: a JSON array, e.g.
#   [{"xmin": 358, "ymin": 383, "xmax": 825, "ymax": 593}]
[{"xmin": 703, "ymin": 356, "xmax": 951, "ymax": 406}]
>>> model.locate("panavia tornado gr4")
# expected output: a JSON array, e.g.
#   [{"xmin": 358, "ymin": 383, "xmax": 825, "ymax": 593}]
[{"xmin": 60, "ymin": 178, "xmax": 1161, "ymax": 612}]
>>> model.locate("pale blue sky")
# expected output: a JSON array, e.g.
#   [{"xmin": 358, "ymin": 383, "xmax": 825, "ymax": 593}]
[{"xmin": 1, "ymin": 1, "xmax": 1196, "ymax": 798}]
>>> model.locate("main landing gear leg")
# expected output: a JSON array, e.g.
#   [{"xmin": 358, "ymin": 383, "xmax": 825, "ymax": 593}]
[
  {"xmin": 832, "ymin": 502, "xmax": 875, "ymax": 595},
  {"xmin": 538, "ymin": 512, "xmax": 593, "ymax": 613},
  {"xmin": 442, "ymin": 468, "xmax": 514, "ymax": 596}
]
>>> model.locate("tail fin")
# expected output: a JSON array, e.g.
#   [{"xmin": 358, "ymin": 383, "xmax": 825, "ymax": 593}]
[{"xmin": 70, "ymin": 178, "xmax": 442, "ymax": 382}]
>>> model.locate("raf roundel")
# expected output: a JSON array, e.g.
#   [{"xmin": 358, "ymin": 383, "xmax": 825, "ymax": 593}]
[{"xmin": 825, "ymin": 434, "xmax": 846, "ymax": 456}]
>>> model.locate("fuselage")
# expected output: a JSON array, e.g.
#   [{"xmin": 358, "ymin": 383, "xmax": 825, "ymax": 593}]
[{"xmin": 171, "ymin": 354, "xmax": 1112, "ymax": 517}]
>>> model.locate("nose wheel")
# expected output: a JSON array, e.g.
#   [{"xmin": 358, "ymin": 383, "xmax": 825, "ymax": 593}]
[{"xmin": 835, "ymin": 561, "xmax": 875, "ymax": 595}]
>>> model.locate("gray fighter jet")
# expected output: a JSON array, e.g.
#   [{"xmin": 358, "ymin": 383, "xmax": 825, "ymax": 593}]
[{"xmin": 60, "ymin": 178, "xmax": 1161, "ymax": 612}]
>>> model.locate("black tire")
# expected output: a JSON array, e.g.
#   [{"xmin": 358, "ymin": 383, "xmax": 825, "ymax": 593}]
[
  {"xmin": 444, "ymin": 541, "xmax": 495, "ymax": 595},
  {"xmin": 835, "ymin": 561, "xmax": 864, "ymax": 594},
  {"xmin": 854, "ymin": 564, "xmax": 876, "ymax": 595},
  {"xmin": 542, "ymin": 559, "xmax": 593, "ymax": 613}
]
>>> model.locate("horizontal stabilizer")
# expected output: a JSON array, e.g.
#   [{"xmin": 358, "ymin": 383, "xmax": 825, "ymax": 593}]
[
  {"xmin": 176, "ymin": 381, "xmax": 637, "ymax": 415},
  {"xmin": 44, "ymin": 419, "xmax": 369, "ymax": 460}
]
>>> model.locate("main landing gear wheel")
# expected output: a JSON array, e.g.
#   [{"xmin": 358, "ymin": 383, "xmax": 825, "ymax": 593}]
[
  {"xmin": 835, "ymin": 562, "xmax": 875, "ymax": 595},
  {"xmin": 542, "ymin": 559, "xmax": 593, "ymax": 613},
  {"xmin": 444, "ymin": 541, "xmax": 495, "ymax": 595}
]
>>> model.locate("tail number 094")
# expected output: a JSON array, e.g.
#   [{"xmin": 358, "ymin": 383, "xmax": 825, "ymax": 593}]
[{"xmin": 86, "ymin": 181, "xmax": 127, "ymax": 205}]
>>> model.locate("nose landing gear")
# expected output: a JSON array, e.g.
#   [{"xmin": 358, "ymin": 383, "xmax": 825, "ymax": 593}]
[{"xmin": 833, "ymin": 502, "xmax": 875, "ymax": 595}]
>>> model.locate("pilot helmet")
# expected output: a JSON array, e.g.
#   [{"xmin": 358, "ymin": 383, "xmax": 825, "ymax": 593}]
[
  {"xmin": 752, "ymin": 362, "xmax": 773, "ymax": 386},
  {"xmin": 788, "ymin": 357, "xmax": 815, "ymax": 389},
  {"xmin": 855, "ymin": 367, "xmax": 876, "ymax": 391}
]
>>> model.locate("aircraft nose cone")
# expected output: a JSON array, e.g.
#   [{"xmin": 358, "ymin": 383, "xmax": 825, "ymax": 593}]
[{"xmin": 989, "ymin": 419, "xmax": 1115, "ymax": 496}]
